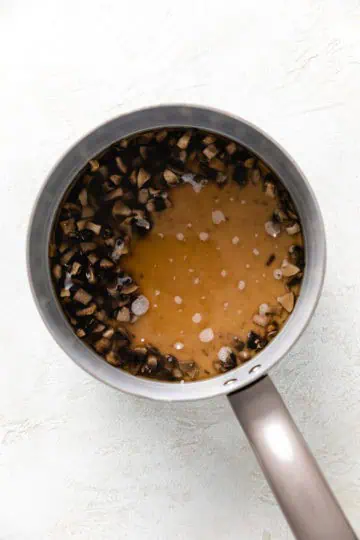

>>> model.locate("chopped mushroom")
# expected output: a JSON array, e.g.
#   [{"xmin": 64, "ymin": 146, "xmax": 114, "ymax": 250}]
[
  {"xmin": 58, "ymin": 242, "xmax": 69, "ymax": 254},
  {"xmin": 86, "ymin": 222, "xmax": 102, "ymax": 235},
  {"xmin": 281, "ymin": 259, "xmax": 300, "ymax": 277},
  {"xmin": 172, "ymin": 367, "xmax": 183, "ymax": 379},
  {"xmin": 103, "ymin": 328, "xmax": 115, "ymax": 339},
  {"xmin": 52, "ymin": 264, "xmax": 62, "ymax": 280},
  {"xmin": 61, "ymin": 248, "xmax": 77, "ymax": 265},
  {"xmin": 105, "ymin": 351, "xmax": 121, "ymax": 366},
  {"xmin": 265, "ymin": 182, "xmax": 276, "ymax": 198},
  {"xmin": 177, "ymin": 131, "xmax": 191, "ymax": 149},
  {"xmin": 73, "ymin": 288, "xmax": 93, "ymax": 305},
  {"xmin": 216, "ymin": 172, "xmax": 227, "ymax": 185},
  {"xmin": 78, "ymin": 189, "xmax": 88, "ymax": 206},
  {"xmin": 273, "ymin": 208, "xmax": 288, "ymax": 223},
  {"xmin": 87, "ymin": 253, "xmax": 99, "ymax": 265},
  {"xmin": 226, "ymin": 142, "xmax": 237, "ymax": 155},
  {"xmin": 94, "ymin": 337, "xmax": 111, "ymax": 353},
  {"xmin": 286, "ymin": 222, "xmax": 301, "ymax": 235},
  {"xmin": 139, "ymin": 146, "xmax": 148, "ymax": 159},
  {"xmin": 266, "ymin": 254, "xmax": 276, "ymax": 266},
  {"xmin": 277, "ymin": 292, "xmax": 295, "ymax": 313},
  {"xmin": 250, "ymin": 168, "xmax": 261, "ymax": 184},
  {"xmin": 112, "ymin": 200, "xmax": 132, "ymax": 217},
  {"xmin": 147, "ymin": 354, "xmax": 158, "ymax": 369},
  {"xmin": 267, "ymin": 322, "xmax": 279, "ymax": 339},
  {"xmin": 202, "ymin": 134, "xmax": 216, "ymax": 145},
  {"xmin": 265, "ymin": 221, "xmax": 281, "ymax": 238},
  {"xmin": 93, "ymin": 323, "xmax": 106, "ymax": 334},
  {"xmin": 244, "ymin": 158, "xmax": 255, "ymax": 168},
  {"xmin": 138, "ymin": 189, "xmax": 149, "ymax": 204},
  {"xmin": 76, "ymin": 219, "xmax": 87, "ymax": 231},
  {"xmin": 137, "ymin": 168, "xmax": 151, "ymax": 188},
  {"xmin": 80, "ymin": 242, "xmax": 97, "ymax": 253},
  {"xmin": 122, "ymin": 283, "xmax": 139, "ymax": 295},
  {"xmin": 99, "ymin": 258, "xmax": 114, "ymax": 269},
  {"xmin": 86, "ymin": 267, "xmax": 96, "ymax": 284},
  {"xmin": 239, "ymin": 350, "xmax": 250, "ymax": 361},
  {"xmin": 163, "ymin": 169, "xmax": 179, "ymax": 184},
  {"xmin": 115, "ymin": 156, "xmax": 127, "ymax": 173},
  {"xmin": 60, "ymin": 288, "xmax": 71, "ymax": 298},
  {"xmin": 60, "ymin": 219, "xmax": 75, "ymax": 235},
  {"xmin": 233, "ymin": 164, "xmax": 247, "ymax": 186},
  {"xmin": 104, "ymin": 187, "xmax": 123, "ymax": 201},
  {"xmin": 76, "ymin": 303, "xmax": 97, "ymax": 316},
  {"xmin": 117, "ymin": 307, "xmax": 131, "ymax": 322},
  {"xmin": 110, "ymin": 174, "xmax": 122, "ymax": 185},
  {"xmin": 111, "ymin": 239, "xmax": 128, "ymax": 261},
  {"xmin": 247, "ymin": 331, "xmax": 267, "ymax": 350},
  {"xmin": 81, "ymin": 206, "xmax": 95, "ymax": 218},
  {"xmin": 259, "ymin": 303, "xmax": 270, "ymax": 315},
  {"xmin": 76, "ymin": 328, "xmax": 86, "ymax": 338},
  {"xmin": 89, "ymin": 159, "xmax": 99, "ymax": 171},
  {"xmin": 252, "ymin": 314, "xmax": 269, "ymax": 327},
  {"xmin": 209, "ymin": 157, "xmax": 226, "ymax": 171},
  {"xmin": 49, "ymin": 244, "xmax": 57, "ymax": 258},
  {"xmin": 203, "ymin": 144, "xmax": 218, "ymax": 160},
  {"xmin": 156, "ymin": 129, "xmax": 168, "ymax": 142}
]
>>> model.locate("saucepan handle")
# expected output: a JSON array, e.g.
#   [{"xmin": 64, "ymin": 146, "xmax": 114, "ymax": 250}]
[{"xmin": 228, "ymin": 376, "xmax": 357, "ymax": 540}]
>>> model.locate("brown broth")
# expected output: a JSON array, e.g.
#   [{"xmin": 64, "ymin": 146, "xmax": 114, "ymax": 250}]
[{"xmin": 122, "ymin": 181, "xmax": 300, "ymax": 379}]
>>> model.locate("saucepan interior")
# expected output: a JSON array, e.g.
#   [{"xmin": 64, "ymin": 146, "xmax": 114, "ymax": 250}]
[{"xmin": 27, "ymin": 105, "xmax": 326, "ymax": 401}]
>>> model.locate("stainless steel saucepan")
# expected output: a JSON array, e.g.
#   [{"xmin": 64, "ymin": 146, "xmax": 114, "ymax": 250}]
[{"xmin": 27, "ymin": 105, "xmax": 357, "ymax": 539}]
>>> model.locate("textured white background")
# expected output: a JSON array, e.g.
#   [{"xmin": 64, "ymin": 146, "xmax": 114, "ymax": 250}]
[{"xmin": 1, "ymin": 1, "xmax": 360, "ymax": 539}]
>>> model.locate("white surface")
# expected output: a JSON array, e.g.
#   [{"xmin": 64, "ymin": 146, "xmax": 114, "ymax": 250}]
[{"xmin": 1, "ymin": 1, "xmax": 360, "ymax": 539}]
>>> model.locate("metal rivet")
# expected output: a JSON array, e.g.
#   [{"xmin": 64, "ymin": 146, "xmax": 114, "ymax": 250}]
[
  {"xmin": 224, "ymin": 378, "xmax": 237, "ymax": 386},
  {"xmin": 249, "ymin": 364, "xmax": 261, "ymax": 374}
]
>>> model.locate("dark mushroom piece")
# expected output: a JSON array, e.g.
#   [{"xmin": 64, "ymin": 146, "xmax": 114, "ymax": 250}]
[
  {"xmin": 155, "ymin": 130, "xmax": 168, "ymax": 142},
  {"xmin": 115, "ymin": 156, "xmax": 127, "ymax": 174},
  {"xmin": 81, "ymin": 206, "xmax": 95, "ymax": 218},
  {"xmin": 61, "ymin": 248, "xmax": 77, "ymax": 265},
  {"xmin": 163, "ymin": 169, "xmax": 179, "ymax": 185},
  {"xmin": 233, "ymin": 164, "xmax": 248, "ymax": 187},
  {"xmin": 52, "ymin": 264, "xmax": 62, "ymax": 281},
  {"xmin": 137, "ymin": 168, "xmax": 151, "ymax": 188},
  {"xmin": 105, "ymin": 351, "xmax": 122, "ymax": 366},
  {"xmin": 203, "ymin": 144, "xmax": 218, "ymax": 160},
  {"xmin": 60, "ymin": 219, "xmax": 76, "ymax": 235},
  {"xmin": 117, "ymin": 307, "xmax": 131, "ymax": 322},
  {"xmin": 89, "ymin": 159, "xmax": 100, "ymax": 172},
  {"xmin": 80, "ymin": 242, "xmax": 97, "ymax": 253},
  {"xmin": 177, "ymin": 132, "xmax": 191, "ymax": 150},
  {"xmin": 76, "ymin": 303, "xmax": 97, "ymax": 317},
  {"xmin": 73, "ymin": 288, "xmax": 93, "ymax": 305},
  {"xmin": 112, "ymin": 200, "xmax": 132, "ymax": 218},
  {"xmin": 247, "ymin": 331, "xmax": 267, "ymax": 350},
  {"xmin": 85, "ymin": 222, "xmax": 102, "ymax": 235},
  {"xmin": 94, "ymin": 337, "xmax": 111, "ymax": 354},
  {"xmin": 78, "ymin": 189, "xmax": 88, "ymax": 207},
  {"xmin": 104, "ymin": 188, "xmax": 124, "ymax": 201},
  {"xmin": 226, "ymin": 141, "xmax": 237, "ymax": 155},
  {"xmin": 111, "ymin": 238, "xmax": 129, "ymax": 261},
  {"xmin": 49, "ymin": 244, "xmax": 57, "ymax": 258},
  {"xmin": 266, "ymin": 254, "xmax": 276, "ymax": 266}
]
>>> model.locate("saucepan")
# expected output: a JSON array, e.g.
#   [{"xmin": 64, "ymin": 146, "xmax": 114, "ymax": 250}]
[{"xmin": 27, "ymin": 105, "xmax": 357, "ymax": 539}]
